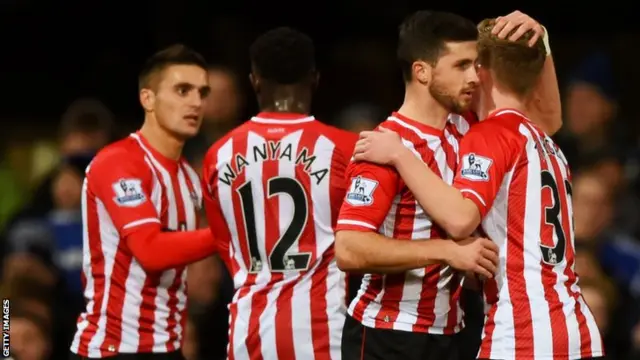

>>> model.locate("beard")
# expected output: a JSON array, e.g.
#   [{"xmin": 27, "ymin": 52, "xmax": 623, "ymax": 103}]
[{"xmin": 429, "ymin": 78, "xmax": 471, "ymax": 114}]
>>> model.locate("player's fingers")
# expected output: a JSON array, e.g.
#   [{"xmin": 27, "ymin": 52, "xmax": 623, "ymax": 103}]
[
  {"xmin": 481, "ymin": 238, "xmax": 499, "ymax": 254},
  {"xmin": 508, "ymin": 24, "xmax": 530, "ymax": 42},
  {"xmin": 359, "ymin": 131, "xmax": 376, "ymax": 139},
  {"xmin": 527, "ymin": 25, "xmax": 543, "ymax": 47},
  {"xmin": 492, "ymin": 17, "xmax": 507, "ymax": 34},
  {"xmin": 497, "ymin": 21, "xmax": 518, "ymax": 39},
  {"xmin": 354, "ymin": 142, "xmax": 369, "ymax": 154},
  {"xmin": 478, "ymin": 258, "xmax": 497, "ymax": 277},
  {"xmin": 482, "ymin": 247, "xmax": 500, "ymax": 267},
  {"xmin": 474, "ymin": 264, "xmax": 493, "ymax": 280}
]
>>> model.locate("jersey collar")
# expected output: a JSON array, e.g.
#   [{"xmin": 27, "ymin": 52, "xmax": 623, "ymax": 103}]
[{"xmin": 251, "ymin": 112, "xmax": 315, "ymax": 125}]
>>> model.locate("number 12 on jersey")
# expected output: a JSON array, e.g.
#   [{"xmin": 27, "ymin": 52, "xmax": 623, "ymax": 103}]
[{"xmin": 237, "ymin": 177, "xmax": 312, "ymax": 273}]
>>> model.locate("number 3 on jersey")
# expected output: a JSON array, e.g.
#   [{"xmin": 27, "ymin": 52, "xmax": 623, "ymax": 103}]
[
  {"xmin": 540, "ymin": 170, "xmax": 573, "ymax": 266},
  {"xmin": 237, "ymin": 177, "xmax": 311, "ymax": 273}
]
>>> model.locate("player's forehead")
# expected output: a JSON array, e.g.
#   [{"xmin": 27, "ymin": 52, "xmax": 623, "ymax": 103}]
[
  {"xmin": 438, "ymin": 40, "xmax": 478, "ymax": 64},
  {"xmin": 157, "ymin": 64, "xmax": 209, "ymax": 88}
]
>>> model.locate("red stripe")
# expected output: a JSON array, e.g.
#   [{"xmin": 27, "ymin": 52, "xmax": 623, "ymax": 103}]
[
  {"xmin": 164, "ymin": 168, "xmax": 189, "ymax": 352},
  {"xmin": 526, "ymin": 124, "xmax": 570, "ymax": 359},
  {"xmin": 478, "ymin": 280, "xmax": 499, "ymax": 358},
  {"xmin": 375, "ymin": 188, "xmax": 415, "ymax": 330},
  {"xmin": 99, "ymin": 239, "xmax": 132, "ymax": 355},
  {"xmin": 77, "ymin": 189, "xmax": 106, "ymax": 356},
  {"xmin": 505, "ymin": 149, "xmax": 534, "ymax": 358},
  {"xmin": 533, "ymin": 126, "xmax": 592, "ymax": 358},
  {"xmin": 136, "ymin": 163, "xmax": 168, "ymax": 352},
  {"xmin": 301, "ymin": 133, "xmax": 331, "ymax": 360}
]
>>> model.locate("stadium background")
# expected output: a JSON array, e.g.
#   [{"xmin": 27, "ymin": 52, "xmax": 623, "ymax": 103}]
[{"xmin": 1, "ymin": 1, "xmax": 639, "ymax": 359}]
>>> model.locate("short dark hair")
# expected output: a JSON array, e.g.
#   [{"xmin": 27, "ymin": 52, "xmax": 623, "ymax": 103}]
[
  {"xmin": 397, "ymin": 11, "xmax": 478, "ymax": 81},
  {"xmin": 138, "ymin": 44, "xmax": 208, "ymax": 91},
  {"xmin": 250, "ymin": 27, "xmax": 315, "ymax": 85}
]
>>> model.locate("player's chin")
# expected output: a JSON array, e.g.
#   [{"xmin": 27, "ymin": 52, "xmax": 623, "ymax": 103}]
[
  {"xmin": 455, "ymin": 99, "xmax": 473, "ymax": 113},
  {"xmin": 173, "ymin": 126, "xmax": 200, "ymax": 139}
]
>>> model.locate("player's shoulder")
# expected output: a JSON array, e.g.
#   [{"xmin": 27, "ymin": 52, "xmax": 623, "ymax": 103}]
[
  {"xmin": 312, "ymin": 121, "xmax": 359, "ymax": 149},
  {"xmin": 89, "ymin": 135, "xmax": 147, "ymax": 172},
  {"xmin": 470, "ymin": 109, "xmax": 528, "ymax": 136}
]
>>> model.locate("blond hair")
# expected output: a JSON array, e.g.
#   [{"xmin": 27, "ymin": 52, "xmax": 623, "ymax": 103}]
[{"xmin": 477, "ymin": 18, "xmax": 546, "ymax": 98}]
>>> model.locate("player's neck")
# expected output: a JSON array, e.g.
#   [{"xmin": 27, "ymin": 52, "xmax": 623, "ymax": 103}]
[
  {"xmin": 139, "ymin": 120, "xmax": 184, "ymax": 161},
  {"xmin": 485, "ymin": 88, "xmax": 527, "ymax": 117},
  {"xmin": 259, "ymin": 86, "xmax": 311, "ymax": 114},
  {"xmin": 397, "ymin": 85, "xmax": 449, "ymax": 129},
  {"xmin": 260, "ymin": 97, "xmax": 310, "ymax": 115}
]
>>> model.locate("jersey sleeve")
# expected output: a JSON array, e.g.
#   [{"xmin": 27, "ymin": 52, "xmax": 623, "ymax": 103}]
[
  {"xmin": 329, "ymin": 130, "xmax": 359, "ymax": 214},
  {"xmin": 88, "ymin": 149, "xmax": 160, "ymax": 236},
  {"xmin": 202, "ymin": 153, "xmax": 233, "ymax": 268},
  {"xmin": 452, "ymin": 126, "xmax": 515, "ymax": 218},
  {"xmin": 336, "ymin": 160, "xmax": 399, "ymax": 232}
]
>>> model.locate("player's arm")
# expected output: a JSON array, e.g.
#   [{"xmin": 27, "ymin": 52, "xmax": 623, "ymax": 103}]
[
  {"xmin": 334, "ymin": 163, "xmax": 498, "ymax": 277},
  {"xmin": 334, "ymin": 163, "xmax": 444, "ymax": 273},
  {"xmin": 390, "ymin": 149, "xmax": 481, "ymax": 239},
  {"xmin": 354, "ymin": 128, "xmax": 511, "ymax": 239},
  {"xmin": 491, "ymin": 12, "xmax": 562, "ymax": 134},
  {"xmin": 202, "ymin": 161, "xmax": 233, "ymax": 271},
  {"xmin": 91, "ymin": 150, "xmax": 216, "ymax": 272},
  {"xmin": 527, "ymin": 30, "xmax": 561, "ymax": 135}
]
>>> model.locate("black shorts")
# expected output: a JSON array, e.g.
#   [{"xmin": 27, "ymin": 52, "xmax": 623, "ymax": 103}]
[
  {"xmin": 341, "ymin": 315, "xmax": 461, "ymax": 360},
  {"xmin": 69, "ymin": 350, "xmax": 185, "ymax": 360}
]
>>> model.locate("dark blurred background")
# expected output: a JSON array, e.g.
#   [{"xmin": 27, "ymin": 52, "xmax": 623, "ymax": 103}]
[{"xmin": 1, "ymin": 1, "xmax": 639, "ymax": 359}]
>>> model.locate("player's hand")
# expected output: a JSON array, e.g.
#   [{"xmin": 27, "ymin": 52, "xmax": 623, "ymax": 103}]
[
  {"xmin": 444, "ymin": 237, "xmax": 499, "ymax": 279},
  {"xmin": 354, "ymin": 127, "xmax": 406, "ymax": 165},
  {"xmin": 492, "ymin": 10, "xmax": 545, "ymax": 47}
]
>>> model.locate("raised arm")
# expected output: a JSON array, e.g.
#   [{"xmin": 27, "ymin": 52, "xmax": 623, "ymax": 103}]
[{"xmin": 491, "ymin": 11, "xmax": 562, "ymax": 134}]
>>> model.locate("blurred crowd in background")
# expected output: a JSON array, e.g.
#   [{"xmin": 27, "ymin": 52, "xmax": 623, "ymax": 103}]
[{"xmin": 1, "ymin": 3, "xmax": 640, "ymax": 360}]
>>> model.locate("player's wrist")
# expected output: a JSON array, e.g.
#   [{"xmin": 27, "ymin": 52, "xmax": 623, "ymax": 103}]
[{"xmin": 424, "ymin": 239, "xmax": 454, "ymax": 265}]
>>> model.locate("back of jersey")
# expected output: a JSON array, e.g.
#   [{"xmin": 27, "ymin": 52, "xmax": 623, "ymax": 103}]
[{"xmin": 202, "ymin": 112, "xmax": 357, "ymax": 359}]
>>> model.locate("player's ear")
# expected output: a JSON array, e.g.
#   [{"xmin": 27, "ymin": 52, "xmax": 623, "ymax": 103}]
[
  {"xmin": 412, "ymin": 60, "xmax": 432, "ymax": 84},
  {"xmin": 249, "ymin": 73, "xmax": 260, "ymax": 93},
  {"xmin": 139, "ymin": 88, "xmax": 155, "ymax": 112}
]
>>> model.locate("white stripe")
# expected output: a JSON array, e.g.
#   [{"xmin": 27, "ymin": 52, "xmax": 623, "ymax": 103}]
[
  {"xmin": 122, "ymin": 217, "xmax": 160, "ymax": 229},
  {"xmin": 251, "ymin": 115, "xmax": 315, "ymax": 124},
  {"xmin": 87, "ymin": 199, "xmax": 118, "ymax": 353},
  {"xmin": 313, "ymin": 135, "xmax": 345, "ymax": 359},
  {"xmin": 336, "ymin": 219, "xmax": 377, "ymax": 230},
  {"xmin": 70, "ymin": 178, "xmax": 93, "ymax": 353},
  {"xmin": 459, "ymin": 189, "xmax": 486, "ymax": 206}
]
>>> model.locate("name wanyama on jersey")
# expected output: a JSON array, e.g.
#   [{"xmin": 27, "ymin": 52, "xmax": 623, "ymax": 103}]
[
  {"xmin": 217, "ymin": 140, "xmax": 330, "ymax": 187},
  {"xmin": 215, "ymin": 138, "xmax": 331, "ymax": 274}
]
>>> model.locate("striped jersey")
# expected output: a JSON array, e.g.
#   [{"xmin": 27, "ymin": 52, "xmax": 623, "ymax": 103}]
[
  {"xmin": 70, "ymin": 132, "xmax": 202, "ymax": 357},
  {"xmin": 453, "ymin": 108, "xmax": 604, "ymax": 359},
  {"xmin": 202, "ymin": 112, "xmax": 358, "ymax": 360},
  {"xmin": 335, "ymin": 111, "xmax": 476, "ymax": 334}
]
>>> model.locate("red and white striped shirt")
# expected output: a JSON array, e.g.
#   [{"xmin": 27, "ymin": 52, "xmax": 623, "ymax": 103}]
[
  {"xmin": 336, "ymin": 111, "xmax": 475, "ymax": 334},
  {"xmin": 202, "ymin": 112, "xmax": 358, "ymax": 360},
  {"xmin": 453, "ymin": 109, "xmax": 604, "ymax": 359},
  {"xmin": 70, "ymin": 132, "xmax": 202, "ymax": 357}
]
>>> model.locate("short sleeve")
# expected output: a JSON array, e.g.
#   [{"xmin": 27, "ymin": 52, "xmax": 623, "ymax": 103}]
[
  {"xmin": 329, "ymin": 130, "xmax": 359, "ymax": 211},
  {"xmin": 88, "ymin": 150, "xmax": 160, "ymax": 235},
  {"xmin": 336, "ymin": 161, "xmax": 399, "ymax": 232},
  {"xmin": 202, "ymin": 156, "xmax": 233, "ymax": 267},
  {"xmin": 452, "ymin": 127, "xmax": 513, "ymax": 218}
]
